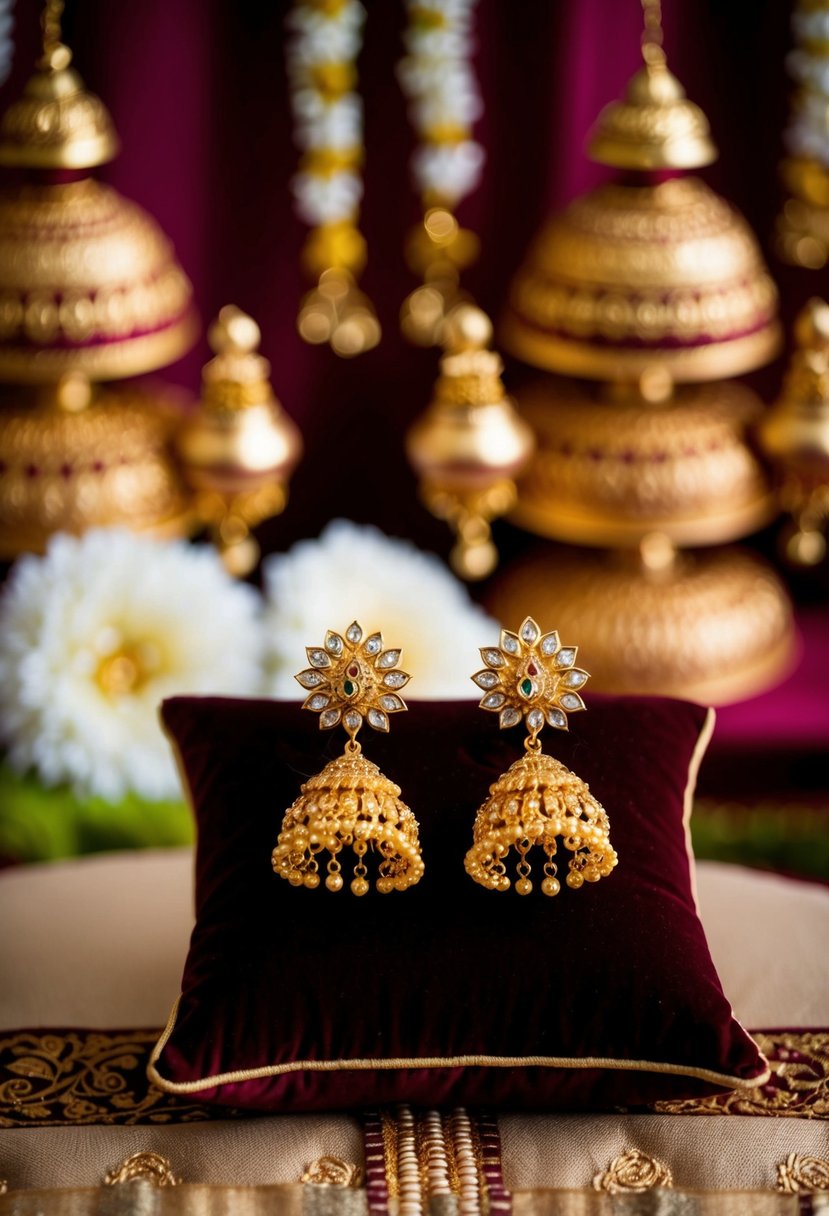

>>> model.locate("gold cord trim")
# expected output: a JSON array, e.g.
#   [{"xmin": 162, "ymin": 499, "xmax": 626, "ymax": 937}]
[{"xmin": 147, "ymin": 994, "xmax": 769, "ymax": 1094}]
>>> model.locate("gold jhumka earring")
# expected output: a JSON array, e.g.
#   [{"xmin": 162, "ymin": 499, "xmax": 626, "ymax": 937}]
[
  {"xmin": 465, "ymin": 617, "xmax": 617, "ymax": 896},
  {"xmin": 272, "ymin": 622, "xmax": 424, "ymax": 895}
]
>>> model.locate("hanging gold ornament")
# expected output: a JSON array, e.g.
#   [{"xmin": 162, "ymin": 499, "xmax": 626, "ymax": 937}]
[
  {"xmin": 272, "ymin": 621, "xmax": 424, "ymax": 895},
  {"xmin": 776, "ymin": 0, "xmax": 829, "ymax": 269},
  {"xmin": 489, "ymin": 0, "xmax": 793, "ymax": 705},
  {"xmin": 0, "ymin": 0, "xmax": 198, "ymax": 556},
  {"xmin": 760, "ymin": 299, "xmax": 829, "ymax": 566},
  {"xmin": 406, "ymin": 304, "xmax": 534, "ymax": 580},
  {"xmin": 465, "ymin": 616, "xmax": 617, "ymax": 896},
  {"xmin": 176, "ymin": 306, "xmax": 302, "ymax": 577},
  {"xmin": 287, "ymin": 1, "xmax": 380, "ymax": 357}
]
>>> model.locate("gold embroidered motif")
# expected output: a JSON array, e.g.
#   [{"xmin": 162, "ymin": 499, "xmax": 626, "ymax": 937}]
[
  {"xmin": 776, "ymin": 1153, "xmax": 829, "ymax": 1193},
  {"xmin": 592, "ymin": 1150, "xmax": 674, "ymax": 1193},
  {"xmin": 654, "ymin": 1031, "xmax": 829, "ymax": 1118},
  {"xmin": 103, "ymin": 1151, "xmax": 181, "ymax": 1188},
  {"xmin": 301, "ymin": 1158, "xmax": 363, "ymax": 1188}
]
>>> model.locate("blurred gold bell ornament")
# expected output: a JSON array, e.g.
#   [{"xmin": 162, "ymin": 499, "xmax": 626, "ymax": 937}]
[
  {"xmin": 760, "ymin": 299, "xmax": 829, "ymax": 567},
  {"xmin": 489, "ymin": 0, "xmax": 794, "ymax": 704},
  {"xmin": 400, "ymin": 207, "xmax": 479, "ymax": 347},
  {"xmin": 176, "ymin": 306, "xmax": 302, "ymax": 577},
  {"xmin": 406, "ymin": 304, "xmax": 535, "ymax": 580},
  {"xmin": 0, "ymin": 0, "xmax": 198, "ymax": 557},
  {"xmin": 776, "ymin": 0, "xmax": 829, "ymax": 270}
]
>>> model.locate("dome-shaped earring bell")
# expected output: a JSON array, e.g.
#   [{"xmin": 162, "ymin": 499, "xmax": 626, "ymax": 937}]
[
  {"xmin": 465, "ymin": 617, "xmax": 618, "ymax": 895},
  {"xmin": 272, "ymin": 622, "xmax": 424, "ymax": 895}
]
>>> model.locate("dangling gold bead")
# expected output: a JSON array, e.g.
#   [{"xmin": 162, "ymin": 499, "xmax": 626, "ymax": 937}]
[
  {"xmin": 351, "ymin": 877, "xmax": 369, "ymax": 896},
  {"xmin": 566, "ymin": 870, "xmax": 584, "ymax": 890},
  {"xmin": 541, "ymin": 876, "xmax": 560, "ymax": 897},
  {"xmin": 515, "ymin": 877, "xmax": 533, "ymax": 896},
  {"xmin": 326, "ymin": 872, "xmax": 344, "ymax": 892}
]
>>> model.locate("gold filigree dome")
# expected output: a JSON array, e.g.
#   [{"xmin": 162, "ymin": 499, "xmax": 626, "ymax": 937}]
[
  {"xmin": 588, "ymin": 62, "xmax": 716, "ymax": 171},
  {"xmin": 501, "ymin": 176, "xmax": 780, "ymax": 382},
  {"xmin": 0, "ymin": 179, "xmax": 197, "ymax": 382}
]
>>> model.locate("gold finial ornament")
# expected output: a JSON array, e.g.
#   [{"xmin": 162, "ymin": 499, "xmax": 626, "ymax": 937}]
[
  {"xmin": 465, "ymin": 617, "xmax": 617, "ymax": 896},
  {"xmin": 176, "ymin": 306, "xmax": 303, "ymax": 577},
  {"xmin": 406, "ymin": 304, "xmax": 535, "ymax": 580},
  {"xmin": 760, "ymin": 299, "xmax": 829, "ymax": 566},
  {"xmin": 272, "ymin": 622, "xmax": 424, "ymax": 895}
]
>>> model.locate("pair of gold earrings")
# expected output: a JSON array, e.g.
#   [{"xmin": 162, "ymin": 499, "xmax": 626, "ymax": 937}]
[{"xmin": 271, "ymin": 618, "xmax": 618, "ymax": 896}]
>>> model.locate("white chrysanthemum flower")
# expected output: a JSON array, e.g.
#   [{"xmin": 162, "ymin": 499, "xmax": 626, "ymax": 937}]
[
  {"xmin": 0, "ymin": 530, "xmax": 265, "ymax": 802},
  {"xmin": 787, "ymin": 49, "xmax": 829, "ymax": 97},
  {"xmin": 399, "ymin": 61, "xmax": 483, "ymax": 128},
  {"xmin": 292, "ymin": 169, "xmax": 362, "ymax": 225},
  {"xmin": 286, "ymin": 0, "xmax": 365, "ymax": 66},
  {"xmin": 793, "ymin": 10, "xmax": 829, "ymax": 43},
  {"xmin": 412, "ymin": 139, "xmax": 485, "ymax": 204},
  {"xmin": 0, "ymin": 0, "xmax": 13, "ymax": 89},
  {"xmin": 262, "ymin": 519, "xmax": 497, "ymax": 699}
]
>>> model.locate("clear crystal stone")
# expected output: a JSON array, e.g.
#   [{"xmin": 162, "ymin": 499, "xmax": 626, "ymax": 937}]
[
  {"xmin": 307, "ymin": 694, "xmax": 329, "ymax": 711},
  {"xmin": 325, "ymin": 632, "xmax": 344, "ymax": 655},
  {"xmin": 378, "ymin": 649, "xmax": 400, "ymax": 669},
  {"xmin": 473, "ymin": 670, "xmax": 498, "ymax": 689},
  {"xmin": 368, "ymin": 708, "xmax": 389, "ymax": 731},
  {"xmin": 527, "ymin": 708, "xmax": 544, "ymax": 730},
  {"xmin": 365, "ymin": 633, "xmax": 382, "ymax": 654},
  {"xmin": 541, "ymin": 632, "xmax": 559, "ymax": 655},
  {"xmin": 556, "ymin": 648, "xmax": 576, "ymax": 668},
  {"xmin": 565, "ymin": 669, "xmax": 587, "ymax": 688},
  {"xmin": 499, "ymin": 707, "xmax": 522, "ymax": 728},
  {"xmin": 296, "ymin": 670, "xmax": 323, "ymax": 688},
  {"xmin": 482, "ymin": 649, "xmax": 504, "ymax": 668},
  {"xmin": 344, "ymin": 710, "xmax": 362, "ymax": 731},
  {"xmin": 346, "ymin": 622, "xmax": 363, "ymax": 644},
  {"xmin": 547, "ymin": 708, "xmax": 567, "ymax": 729},
  {"xmin": 308, "ymin": 649, "xmax": 330, "ymax": 668},
  {"xmin": 501, "ymin": 632, "xmax": 519, "ymax": 655},
  {"xmin": 520, "ymin": 618, "xmax": 539, "ymax": 644},
  {"xmin": 380, "ymin": 694, "xmax": 402, "ymax": 711},
  {"xmin": 320, "ymin": 708, "xmax": 341, "ymax": 728},
  {"xmin": 561, "ymin": 693, "xmax": 583, "ymax": 711},
  {"xmin": 383, "ymin": 671, "xmax": 407, "ymax": 688},
  {"xmin": 482, "ymin": 691, "xmax": 506, "ymax": 709}
]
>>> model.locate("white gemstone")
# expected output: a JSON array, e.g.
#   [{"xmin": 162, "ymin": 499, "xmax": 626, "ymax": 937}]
[
  {"xmin": 556, "ymin": 648, "xmax": 576, "ymax": 668},
  {"xmin": 499, "ymin": 707, "xmax": 522, "ymax": 728},
  {"xmin": 346, "ymin": 622, "xmax": 363, "ymax": 644},
  {"xmin": 561, "ymin": 693, "xmax": 584, "ymax": 711},
  {"xmin": 482, "ymin": 649, "xmax": 504, "ymax": 668},
  {"xmin": 527, "ymin": 708, "xmax": 544, "ymax": 730},
  {"xmin": 383, "ymin": 671, "xmax": 408, "ymax": 688},
  {"xmin": 565, "ymin": 669, "xmax": 588, "ymax": 688},
  {"xmin": 325, "ymin": 631, "xmax": 344, "ymax": 655},
  {"xmin": 320, "ymin": 708, "xmax": 341, "ymax": 728},
  {"xmin": 541, "ymin": 632, "xmax": 559, "ymax": 655},
  {"xmin": 473, "ymin": 670, "xmax": 499, "ymax": 689},
  {"xmin": 520, "ymin": 618, "xmax": 539, "ymax": 644},
  {"xmin": 377, "ymin": 649, "xmax": 400, "ymax": 669},
  {"xmin": 501, "ymin": 632, "xmax": 519, "ymax": 655},
  {"xmin": 368, "ymin": 708, "xmax": 389, "ymax": 731},
  {"xmin": 365, "ymin": 633, "xmax": 382, "ymax": 654},
  {"xmin": 296, "ymin": 670, "xmax": 323, "ymax": 688},
  {"xmin": 380, "ymin": 694, "xmax": 403, "ymax": 711},
  {"xmin": 482, "ymin": 691, "xmax": 506, "ymax": 709},
  {"xmin": 344, "ymin": 710, "xmax": 362, "ymax": 731},
  {"xmin": 547, "ymin": 708, "xmax": 567, "ymax": 729},
  {"xmin": 308, "ymin": 649, "xmax": 330, "ymax": 668},
  {"xmin": 307, "ymin": 694, "xmax": 329, "ymax": 711}
]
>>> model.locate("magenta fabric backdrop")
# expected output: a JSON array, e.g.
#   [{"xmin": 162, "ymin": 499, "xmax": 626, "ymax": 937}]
[{"xmin": 0, "ymin": 0, "xmax": 804, "ymax": 555}]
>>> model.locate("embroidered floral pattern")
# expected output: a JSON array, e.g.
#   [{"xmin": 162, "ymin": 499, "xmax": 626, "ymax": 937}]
[
  {"xmin": 592, "ymin": 1150, "xmax": 674, "ymax": 1193},
  {"xmin": 776, "ymin": 1153, "xmax": 829, "ymax": 1193}
]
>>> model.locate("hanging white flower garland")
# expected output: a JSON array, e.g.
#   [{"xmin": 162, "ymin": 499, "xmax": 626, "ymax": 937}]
[
  {"xmin": 786, "ymin": 5, "xmax": 829, "ymax": 167},
  {"xmin": 0, "ymin": 0, "xmax": 15, "ymax": 88},
  {"xmin": 397, "ymin": 0, "xmax": 485, "ymax": 209}
]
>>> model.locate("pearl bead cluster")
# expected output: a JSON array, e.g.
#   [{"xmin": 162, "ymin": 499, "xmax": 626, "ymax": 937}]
[
  {"xmin": 464, "ymin": 750, "xmax": 617, "ymax": 896},
  {"xmin": 272, "ymin": 752, "xmax": 425, "ymax": 894}
]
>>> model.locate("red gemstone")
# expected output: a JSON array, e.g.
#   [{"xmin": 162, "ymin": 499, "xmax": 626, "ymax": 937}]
[
  {"xmin": 348, "ymin": 664, "xmax": 359, "ymax": 677},
  {"xmin": 527, "ymin": 661, "xmax": 538, "ymax": 676}
]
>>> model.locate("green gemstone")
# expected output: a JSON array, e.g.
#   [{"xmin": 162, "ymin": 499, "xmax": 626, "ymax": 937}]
[
  {"xmin": 520, "ymin": 678, "xmax": 534, "ymax": 697},
  {"xmin": 344, "ymin": 679, "xmax": 355, "ymax": 696}
]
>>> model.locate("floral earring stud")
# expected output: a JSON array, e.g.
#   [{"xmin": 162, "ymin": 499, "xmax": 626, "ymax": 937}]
[
  {"xmin": 272, "ymin": 622, "xmax": 424, "ymax": 895},
  {"xmin": 465, "ymin": 617, "xmax": 618, "ymax": 895}
]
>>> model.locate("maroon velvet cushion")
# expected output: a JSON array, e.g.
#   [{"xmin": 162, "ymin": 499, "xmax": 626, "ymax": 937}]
[{"xmin": 149, "ymin": 695, "xmax": 768, "ymax": 1112}]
